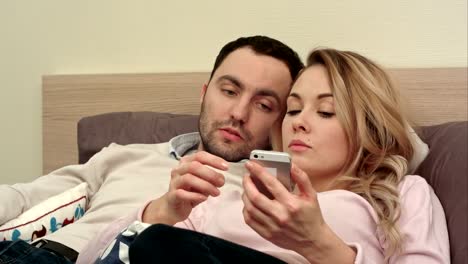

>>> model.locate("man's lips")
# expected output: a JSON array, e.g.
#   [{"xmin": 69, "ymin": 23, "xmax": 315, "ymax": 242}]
[
  {"xmin": 288, "ymin": 139, "xmax": 311, "ymax": 151},
  {"xmin": 219, "ymin": 128, "xmax": 243, "ymax": 141}
]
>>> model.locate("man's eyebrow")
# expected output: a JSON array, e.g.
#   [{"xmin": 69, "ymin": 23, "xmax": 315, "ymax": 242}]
[
  {"xmin": 256, "ymin": 89, "xmax": 281, "ymax": 105},
  {"xmin": 216, "ymin": 75, "xmax": 244, "ymax": 90},
  {"xmin": 217, "ymin": 74, "xmax": 281, "ymax": 104}
]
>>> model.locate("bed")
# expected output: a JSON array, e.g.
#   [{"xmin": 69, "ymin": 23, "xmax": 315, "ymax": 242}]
[{"xmin": 42, "ymin": 68, "xmax": 467, "ymax": 263}]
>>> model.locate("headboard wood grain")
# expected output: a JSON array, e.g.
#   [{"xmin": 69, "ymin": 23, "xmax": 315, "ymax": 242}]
[{"xmin": 43, "ymin": 68, "xmax": 467, "ymax": 174}]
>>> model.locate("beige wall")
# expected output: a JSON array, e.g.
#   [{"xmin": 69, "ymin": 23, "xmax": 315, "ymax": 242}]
[{"xmin": 0, "ymin": 0, "xmax": 466, "ymax": 184}]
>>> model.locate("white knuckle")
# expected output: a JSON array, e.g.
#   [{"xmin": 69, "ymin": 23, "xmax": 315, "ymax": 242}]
[
  {"xmin": 276, "ymin": 215, "xmax": 288, "ymax": 226},
  {"xmin": 263, "ymin": 231, "xmax": 273, "ymax": 240},
  {"xmin": 188, "ymin": 161, "xmax": 204, "ymax": 174},
  {"xmin": 251, "ymin": 193, "xmax": 262, "ymax": 204},
  {"xmin": 195, "ymin": 151, "xmax": 205, "ymax": 160},
  {"xmin": 170, "ymin": 168, "xmax": 177, "ymax": 179},
  {"xmin": 286, "ymin": 202, "xmax": 300, "ymax": 215}
]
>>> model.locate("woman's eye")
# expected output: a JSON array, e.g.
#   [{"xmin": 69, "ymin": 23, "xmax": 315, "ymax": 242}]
[
  {"xmin": 286, "ymin": 110, "xmax": 301, "ymax": 116},
  {"xmin": 318, "ymin": 111, "xmax": 335, "ymax": 118}
]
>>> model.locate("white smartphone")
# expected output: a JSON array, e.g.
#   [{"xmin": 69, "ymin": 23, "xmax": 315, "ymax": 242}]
[{"xmin": 249, "ymin": 150, "xmax": 293, "ymax": 198}]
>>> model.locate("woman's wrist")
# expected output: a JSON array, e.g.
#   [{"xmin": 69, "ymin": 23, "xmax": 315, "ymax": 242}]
[{"xmin": 299, "ymin": 224, "xmax": 356, "ymax": 264}]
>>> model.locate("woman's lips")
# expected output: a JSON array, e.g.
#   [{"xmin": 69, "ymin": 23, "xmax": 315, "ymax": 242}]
[{"xmin": 288, "ymin": 139, "xmax": 311, "ymax": 152}]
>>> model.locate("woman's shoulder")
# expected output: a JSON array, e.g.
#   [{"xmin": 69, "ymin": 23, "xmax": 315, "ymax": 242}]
[
  {"xmin": 397, "ymin": 175, "xmax": 445, "ymax": 222},
  {"xmin": 318, "ymin": 189, "xmax": 380, "ymax": 222},
  {"xmin": 398, "ymin": 175, "xmax": 433, "ymax": 198}
]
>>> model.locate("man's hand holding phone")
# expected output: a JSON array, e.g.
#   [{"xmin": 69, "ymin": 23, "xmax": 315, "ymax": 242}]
[{"xmin": 142, "ymin": 151, "xmax": 228, "ymax": 225}]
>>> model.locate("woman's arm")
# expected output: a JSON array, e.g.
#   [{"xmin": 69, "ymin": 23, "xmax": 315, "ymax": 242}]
[
  {"xmin": 298, "ymin": 223, "xmax": 357, "ymax": 264},
  {"xmin": 389, "ymin": 176, "xmax": 450, "ymax": 263},
  {"xmin": 243, "ymin": 161, "xmax": 357, "ymax": 264}
]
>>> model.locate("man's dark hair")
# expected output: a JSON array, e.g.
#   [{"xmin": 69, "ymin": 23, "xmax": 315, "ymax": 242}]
[{"xmin": 209, "ymin": 36, "xmax": 304, "ymax": 81}]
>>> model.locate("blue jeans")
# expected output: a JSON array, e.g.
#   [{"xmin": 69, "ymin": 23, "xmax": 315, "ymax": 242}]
[{"xmin": 0, "ymin": 240, "xmax": 73, "ymax": 264}]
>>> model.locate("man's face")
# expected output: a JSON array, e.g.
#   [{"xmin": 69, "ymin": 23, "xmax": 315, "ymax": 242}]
[{"xmin": 199, "ymin": 47, "xmax": 293, "ymax": 161}]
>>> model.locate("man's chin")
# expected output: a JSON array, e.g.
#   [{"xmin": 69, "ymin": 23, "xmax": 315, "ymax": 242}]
[{"xmin": 207, "ymin": 143, "xmax": 250, "ymax": 162}]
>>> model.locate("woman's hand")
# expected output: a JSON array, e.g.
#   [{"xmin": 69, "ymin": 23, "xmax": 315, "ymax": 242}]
[
  {"xmin": 242, "ymin": 161, "xmax": 324, "ymax": 251},
  {"xmin": 242, "ymin": 161, "xmax": 356, "ymax": 263}
]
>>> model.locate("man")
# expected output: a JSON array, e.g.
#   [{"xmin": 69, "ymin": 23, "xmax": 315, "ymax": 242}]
[{"xmin": 0, "ymin": 35, "xmax": 303, "ymax": 263}]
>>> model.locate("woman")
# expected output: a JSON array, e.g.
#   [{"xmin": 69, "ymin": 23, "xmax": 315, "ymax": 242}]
[
  {"xmin": 241, "ymin": 48, "xmax": 449, "ymax": 263},
  {"xmin": 86, "ymin": 49, "xmax": 449, "ymax": 264}
]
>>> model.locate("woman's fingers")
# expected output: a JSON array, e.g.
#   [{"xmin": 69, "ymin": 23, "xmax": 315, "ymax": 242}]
[
  {"xmin": 243, "ymin": 175, "xmax": 291, "ymax": 226},
  {"xmin": 244, "ymin": 161, "xmax": 290, "ymax": 202},
  {"xmin": 290, "ymin": 163, "xmax": 316, "ymax": 197}
]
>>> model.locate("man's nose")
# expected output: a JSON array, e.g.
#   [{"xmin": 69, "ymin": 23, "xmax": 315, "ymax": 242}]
[{"xmin": 230, "ymin": 98, "xmax": 250, "ymax": 124}]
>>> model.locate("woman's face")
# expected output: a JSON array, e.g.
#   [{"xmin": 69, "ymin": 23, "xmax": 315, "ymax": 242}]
[{"xmin": 282, "ymin": 65, "xmax": 349, "ymax": 190}]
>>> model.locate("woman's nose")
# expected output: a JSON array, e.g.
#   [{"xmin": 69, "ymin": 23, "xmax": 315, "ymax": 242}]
[{"xmin": 292, "ymin": 114, "xmax": 309, "ymax": 133}]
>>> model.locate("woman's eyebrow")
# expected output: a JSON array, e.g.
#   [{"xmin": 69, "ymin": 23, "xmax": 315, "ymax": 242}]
[
  {"xmin": 317, "ymin": 93, "xmax": 333, "ymax": 99},
  {"xmin": 289, "ymin": 92, "xmax": 333, "ymax": 101},
  {"xmin": 288, "ymin": 92, "xmax": 301, "ymax": 100}
]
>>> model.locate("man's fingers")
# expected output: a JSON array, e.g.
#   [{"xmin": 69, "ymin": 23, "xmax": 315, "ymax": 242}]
[
  {"xmin": 175, "ymin": 161, "xmax": 225, "ymax": 188},
  {"xmin": 174, "ymin": 189, "xmax": 208, "ymax": 206},
  {"xmin": 176, "ymin": 173, "xmax": 221, "ymax": 197},
  {"xmin": 181, "ymin": 151, "xmax": 229, "ymax": 171}
]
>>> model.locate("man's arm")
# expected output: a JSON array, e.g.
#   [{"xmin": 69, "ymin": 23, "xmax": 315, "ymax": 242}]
[
  {"xmin": 0, "ymin": 145, "xmax": 113, "ymax": 225},
  {"xmin": 76, "ymin": 151, "xmax": 228, "ymax": 264},
  {"xmin": 76, "ymin": 207, "xmax": 142, "ymax": 264}
]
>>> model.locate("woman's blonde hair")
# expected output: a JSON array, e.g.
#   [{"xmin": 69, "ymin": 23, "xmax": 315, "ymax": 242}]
[{"xmin": 281, "ymin": 48, "xmax": 414, "ymax": 259}]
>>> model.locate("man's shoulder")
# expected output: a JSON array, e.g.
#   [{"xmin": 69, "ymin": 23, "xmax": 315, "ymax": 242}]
[
  {"xmin": 96, "ymin": 142, "xmax": 172, "ymax": 159},
  {"xmin": 110, "ymin": 142, "xmax": 170, "ymax": 150}
]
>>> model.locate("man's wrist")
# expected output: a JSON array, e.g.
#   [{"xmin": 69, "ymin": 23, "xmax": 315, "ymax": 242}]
[{"xmin": 142, "ymin": 196, "xmax": 177, "ymax": 225}]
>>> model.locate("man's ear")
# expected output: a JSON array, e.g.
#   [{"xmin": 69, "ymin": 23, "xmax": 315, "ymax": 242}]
[
  {"xmin": 270, "ymin": 116, "xmax": 284, "ymax": 151},
  {"xmin": 200, "ymin": 84, "xmax": 208, "ymax": 103}
]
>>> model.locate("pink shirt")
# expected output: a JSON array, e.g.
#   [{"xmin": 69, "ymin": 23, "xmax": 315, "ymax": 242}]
[{"xmin": 77, "ymin": 175, "xmax": 450, "ymax": 263}]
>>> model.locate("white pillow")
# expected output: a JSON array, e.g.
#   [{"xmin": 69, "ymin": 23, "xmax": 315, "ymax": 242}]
[
  {"xmin": 0, "ymin": 183, "xmax": 88, "ymax": 242},
  {"xmin": 408, "ymin": 126, "xmax": 429, "ymax": 173}
]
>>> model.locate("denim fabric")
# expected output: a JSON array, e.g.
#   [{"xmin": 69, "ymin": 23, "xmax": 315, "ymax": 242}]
[
  {"xmin": 0, "ymin": 240, "xmax": 73, "ymax": 264},
  {"xmin": 129, "ymin": 224, "xmax": 286, "ymax": 264}
]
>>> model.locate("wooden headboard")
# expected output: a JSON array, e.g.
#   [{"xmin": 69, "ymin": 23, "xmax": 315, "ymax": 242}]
[{"xmin": 43, "ymin": 68, "xmax": 467, "ymax": 174}]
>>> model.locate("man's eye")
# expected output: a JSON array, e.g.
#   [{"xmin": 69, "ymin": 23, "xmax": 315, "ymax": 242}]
[
  {"xmin": 286, "ymin": 110, "xmax": 300, "ymax": 116},
  {"xmin": 256, "ymin": 102, "xmax": 272, "ymax": 112},
  {"xmin": 318, "ymin": 111, "xmax": 335, "ymax": 118},
  {"xmin": 222, "ymin": 89, "xmax": 236, "ymax": 96}
]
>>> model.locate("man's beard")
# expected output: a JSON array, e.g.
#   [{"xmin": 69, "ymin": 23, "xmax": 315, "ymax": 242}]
[{"xmin": 198, "ymin": 104, "xmax": 270, "ymax": 162}]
